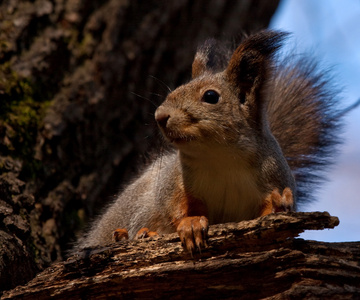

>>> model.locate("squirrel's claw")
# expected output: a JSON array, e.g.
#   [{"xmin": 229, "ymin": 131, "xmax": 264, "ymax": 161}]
[
  {"xmin": 135, "ymin": 227, "xmax": 158, "ymax": 239},
  {"xmin": 260, "ymin": 187, "xmax": 294, "ymax": 216},
  {"xmin": 112, "ymin": 228, "xmax": 129, "ymax": 242},
  {"xmin": 177, "ymin": 216, "xmax": 209, "ymax": 254}
]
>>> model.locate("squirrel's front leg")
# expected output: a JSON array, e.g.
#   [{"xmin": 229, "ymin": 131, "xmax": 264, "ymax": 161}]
[
  {"xmin": 259, "ymin": 187, "xmax": 294, "ymax": 216},
  {"xmin": 169, "ymin": 183, "xmax": 209, "ymax": 254},
  {"xmin": 177, "ymin": 216, "xmax": 209, "ymax": 253}
]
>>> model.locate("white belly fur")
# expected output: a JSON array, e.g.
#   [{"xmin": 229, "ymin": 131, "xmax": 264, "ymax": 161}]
[{"xmin": 182, "ymin": 150, "xmax": 263, "ymax": 224}]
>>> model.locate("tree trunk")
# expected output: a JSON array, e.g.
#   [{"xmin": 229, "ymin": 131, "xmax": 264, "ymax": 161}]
[
  {"xmin": 0, "ymin": 0, "xmax": 280, "ymax": 292},
  {"xmin": 2, "ymin": 212, "xmax": 360, "ymax": 299}
]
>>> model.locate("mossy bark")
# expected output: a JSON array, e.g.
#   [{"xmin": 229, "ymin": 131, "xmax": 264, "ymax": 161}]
[{"xmin": 0, "ymin": 0, "xmax": 280, "ymax": 292}]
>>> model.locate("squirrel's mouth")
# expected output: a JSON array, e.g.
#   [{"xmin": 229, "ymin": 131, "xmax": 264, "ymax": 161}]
[
  {"xmin": 170, "ymin": 137, "xmax": 190, "ymax": 145},
  {"xmin": 169, "ymin": 135, "xmax": 194, "ymax": 145},
  {"xmin": 161, "ymin": 129, "xmax": 195, "ymax": 145},
  {"xmin": 155, "ymin": 105, "xmax": 199, "ymax": 146}
]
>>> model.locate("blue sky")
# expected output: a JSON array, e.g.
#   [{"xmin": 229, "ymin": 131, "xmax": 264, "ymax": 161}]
[{"xmin": 270, "ymin": 0, "xmax": 360, "ymax": 242}]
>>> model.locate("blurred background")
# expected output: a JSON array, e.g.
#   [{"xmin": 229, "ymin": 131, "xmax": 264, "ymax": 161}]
[
  {"xmin": 1, "ymin": 0, "xmax": 359, "ymax": 292},
  {"xmin": 271, "ymin": 0, "xmax": 360, "ymax": 242}
]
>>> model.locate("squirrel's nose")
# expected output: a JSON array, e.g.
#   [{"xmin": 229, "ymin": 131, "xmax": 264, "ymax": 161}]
[{"xmin": 155, "ymin": 107, "xmax": 170, "ymax": 128}]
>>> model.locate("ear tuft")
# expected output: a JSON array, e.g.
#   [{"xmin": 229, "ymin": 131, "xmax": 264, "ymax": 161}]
[
  {"xmin": 225, "ymin": 30, "xmax": 289, "ymax": 91},
  {"xmin": 192, "ymin": 39, "xmax": 231, "ymax": 79}
]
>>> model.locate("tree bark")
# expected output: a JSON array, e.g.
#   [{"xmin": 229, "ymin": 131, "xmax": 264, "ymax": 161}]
[
  {"xmin": 0, "ymin": 0, "xmax": 281, "ymax": 292},
  {"xmin": 0, "ymin": 0, "xmax": 278, "ymax": 291},
  {"xmin": 2, "ymin": 2, "xmax": 359, "ymax": 299},
  {"xmin": 2, "ymin": 212, "xmax": 360, "ymax": 300}
]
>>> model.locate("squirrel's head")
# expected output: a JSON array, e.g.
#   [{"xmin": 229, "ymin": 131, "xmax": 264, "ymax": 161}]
[{"xmin": 155, "ymin": 31, "xmax": 287, "ymax": 154}]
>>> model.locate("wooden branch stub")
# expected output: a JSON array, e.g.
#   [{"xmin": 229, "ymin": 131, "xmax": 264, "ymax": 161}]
[{"xmin": 3, "ymin": 212, "xmax": 360, "ymax": 300}]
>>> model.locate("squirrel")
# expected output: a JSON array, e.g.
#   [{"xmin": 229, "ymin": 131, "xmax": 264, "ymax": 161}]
[{"xmin": 75, "ymin": 30, "xmax": 345, "ymax": 253}]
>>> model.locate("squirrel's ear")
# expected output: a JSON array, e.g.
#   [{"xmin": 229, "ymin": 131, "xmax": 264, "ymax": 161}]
[
  {"xmin": 225, "ymin": 31, "xmax": 288, "ymax": 99},
  {"xmin": 192, "ymin": 39, "xmax": 230, "ymax": 79}
]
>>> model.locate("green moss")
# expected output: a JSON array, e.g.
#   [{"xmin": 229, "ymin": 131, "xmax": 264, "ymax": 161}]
[
  {"xmin": 0, "ymin": 40, "xmax": 11, "ymax": 55},
  {"xmin": 28, "ymin": 238, "xmax": 42, "ymax": 265},
  {"xmin": 63, "ymin": 207, "xmax": 85, "ymax": 232},
  {"xmin": 0, "ymin": 62, "xmax": 52, "ymax": 179},
  {"xmin": 68, "ymin": 31, "xmax": 95, "ymax": 60},
  {"xmin": 79, "ymin": 33, "xmax": 94, "ymax": 56}
]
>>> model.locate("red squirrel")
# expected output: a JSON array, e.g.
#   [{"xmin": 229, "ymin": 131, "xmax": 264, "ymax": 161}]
[{"xmin": 75, "ymin": 30, "xmax": 344, "ymax": 253}]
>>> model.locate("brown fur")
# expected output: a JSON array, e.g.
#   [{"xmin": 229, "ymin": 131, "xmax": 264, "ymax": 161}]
[
  {"xmin": 134, "ymin": 228, "xmax": 158, "ymax": 239},
  {"xmin": 74, "ymin": 31, "xmax": 344, "ymax": 253},
  {"xmin": 259, "ymin": 188, "xmax": 294, "ymax": 216},
  {"xmin": 112, "ymin": 228, "xmax": 129, "ymax": 242},
  {"xmin": 169, "ymin": 178, "xmax": 208, "ymax": 228}
]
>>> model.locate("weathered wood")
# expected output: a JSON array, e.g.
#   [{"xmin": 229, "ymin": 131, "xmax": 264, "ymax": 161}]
[
  {"xmin": 3, "ymin": 212, "xmax": 360, "ymax": 300},
  {"xmin": 0, "ymin": 0, "xmax": 280, "ymax": 291}
]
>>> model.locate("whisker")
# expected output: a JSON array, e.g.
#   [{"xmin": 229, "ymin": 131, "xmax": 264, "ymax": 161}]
[
  {"xmin": 150, "ymin": 92, "xmax": 166, "ymax": 99},
  {"xmin": 149, "ymin": 75, "xmax": 172, "ymax": 93},
  {"xmin": 131, "ymin": 92, "xmax": 158, "ymax": 108},
  {"xmin": 152, "ymin": 137, "xmax": 170, "ymax": 199},
  {"xmin": 146, "ymin": 112, "xmax": 156, "ymax": 117}
]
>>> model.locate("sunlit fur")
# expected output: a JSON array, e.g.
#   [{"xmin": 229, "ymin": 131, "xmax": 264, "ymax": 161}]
[{"xmin": 74, "ymin": 31, "xmax": 343, "ymax": 251}]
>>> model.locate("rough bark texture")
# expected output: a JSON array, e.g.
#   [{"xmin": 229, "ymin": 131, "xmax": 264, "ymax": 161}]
[
  {"xmin": 2, "ymin": 212, "xmax": 360, "ymax": 300},
  {"xmin": 0, "ymin": 0, "xmax": 281, "ymax": 293}
]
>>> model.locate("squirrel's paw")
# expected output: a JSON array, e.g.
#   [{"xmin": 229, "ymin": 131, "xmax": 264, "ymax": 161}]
[
  {"xmin": 135, "ymin": 228, "xmax": 158, "ymax": 239},
  {"xmin": 112, "ymin": 228, "xmax": 129, "ymax": 242},
  {"xmin": 176, "ymin": 216, "xmax": 209, "ymax": 254},
  {"xmin": 260, "ymin": 187, "xmax": 294, "ymax": 216}
]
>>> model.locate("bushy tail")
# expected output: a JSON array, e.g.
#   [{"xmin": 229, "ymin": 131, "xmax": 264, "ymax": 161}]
[
  {"xmin": 267, "ymin": 57, "xmax": 345, "ymax": 204},
  {"xmin": 196, "ymin": 31, "xmax": 358, "ymax": 205}
]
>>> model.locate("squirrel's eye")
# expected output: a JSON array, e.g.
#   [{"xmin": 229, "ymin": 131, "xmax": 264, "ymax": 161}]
[{"xmin": 202, "ymin": 90, "xmax": 220, "ymax": 104}]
